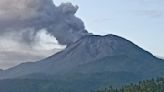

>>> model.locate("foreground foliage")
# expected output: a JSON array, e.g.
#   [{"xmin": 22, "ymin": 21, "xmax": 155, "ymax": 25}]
[{"xmin": 96, "ymin": 77, "xmax": 164, "ymax": 92}]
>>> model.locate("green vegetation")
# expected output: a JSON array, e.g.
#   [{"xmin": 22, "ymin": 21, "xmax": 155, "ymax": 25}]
[
  {"xmin": 0, "ymin": 77, "xmax": 164, "ymax": 92},
  {"xmin": 96, "ymin": 77, "xmax": 164, "ymax": 92}
]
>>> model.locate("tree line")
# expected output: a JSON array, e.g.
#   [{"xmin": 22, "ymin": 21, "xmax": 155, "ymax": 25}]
[{"xmin": 96, "ymin": 77, "xmax": 164, "ymax": 92}]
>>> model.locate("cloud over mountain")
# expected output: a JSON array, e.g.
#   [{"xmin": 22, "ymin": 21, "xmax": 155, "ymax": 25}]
[{"xmin": 0, "ymin": 0, "xmax": 88, "ymax": 69}]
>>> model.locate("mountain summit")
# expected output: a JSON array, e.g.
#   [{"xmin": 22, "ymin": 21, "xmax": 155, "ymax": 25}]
[
  {"xmin": 67, "ymin": 34, "xmax": 154, "ymax": 58},
  {"xmin": 0, "ymin": 34, "xmax": 164, "ymax": 92}
]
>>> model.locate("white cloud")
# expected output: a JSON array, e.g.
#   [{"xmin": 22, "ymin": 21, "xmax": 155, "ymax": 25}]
[
  {"xmin": 0, "ymin": 28, "xmax": 66, "ymax": 69},
  {"xmin": 33, "ymin": 29, "xmax": 66, "ymax": 50}
]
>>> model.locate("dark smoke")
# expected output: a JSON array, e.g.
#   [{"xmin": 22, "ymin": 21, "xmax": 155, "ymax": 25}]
[{"xmin": 0, "ymin": 0, "xmax": 88, "ymax": 45}]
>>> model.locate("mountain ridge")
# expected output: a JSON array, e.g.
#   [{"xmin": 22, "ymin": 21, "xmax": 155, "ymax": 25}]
[
  {"xmin": 0, "ymin": 34, "xmax": 161, "ymax": 78},
  {"xmin": 0, "ymin": 34, "xmax": 164, "ymax": 92}
]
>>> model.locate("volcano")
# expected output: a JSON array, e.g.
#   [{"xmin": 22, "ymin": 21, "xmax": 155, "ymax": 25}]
[{"xmin": 0, "ymin": 34, "xmax": 164, "ymax": 92}]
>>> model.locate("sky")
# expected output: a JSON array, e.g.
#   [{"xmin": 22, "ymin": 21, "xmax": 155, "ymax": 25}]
[{"xmin": 54, "ymin": 0, "xmax": 164, "ymax": 57}]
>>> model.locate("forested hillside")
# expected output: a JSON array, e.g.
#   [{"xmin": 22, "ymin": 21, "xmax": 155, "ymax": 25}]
[{"xmin": 96, "ymin": 77, "xmax": 164, "ymax": 92}]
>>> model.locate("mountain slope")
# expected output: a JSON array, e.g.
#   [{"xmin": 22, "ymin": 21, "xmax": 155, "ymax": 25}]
[
  {"xmin": 0, "ymin": 34, "xmax": 164, "ymax": 92},
  {"xmin": 0, "ymin": 34, "xmax": 156, "ymax": 78}
]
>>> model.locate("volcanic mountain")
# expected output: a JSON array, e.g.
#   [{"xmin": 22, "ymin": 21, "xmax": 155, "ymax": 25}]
[{"xmin": 0, "ymin": 34, "xmax": 164, "ymax": 92}]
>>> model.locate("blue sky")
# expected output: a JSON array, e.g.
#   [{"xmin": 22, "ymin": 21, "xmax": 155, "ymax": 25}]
[{"xmin": 54, "ymin": 0, "xmax": 164, "ymax": 57}]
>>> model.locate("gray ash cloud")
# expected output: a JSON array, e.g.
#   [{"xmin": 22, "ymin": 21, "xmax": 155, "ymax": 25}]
[
  {"xmin": 0, "ymin": 0, "xmax": 88, "ymax": 45},
  {"xmin": 0, "ymin": 0, "xmax": 88, "ymax": 69}
]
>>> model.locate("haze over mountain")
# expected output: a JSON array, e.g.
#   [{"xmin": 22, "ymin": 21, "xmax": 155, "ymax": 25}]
[{"xmin": 0, "ymin": 34, "xmax": 164, "ymax": 92}]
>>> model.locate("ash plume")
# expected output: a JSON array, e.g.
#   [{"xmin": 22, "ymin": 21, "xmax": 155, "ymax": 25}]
[
  {"xmin": 0, "ymin": 0, "xmax": 88, "ymax": 69},
  {"xmin": 0, "ymin": 0, "xmax": 88, "ymax": 46}
]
